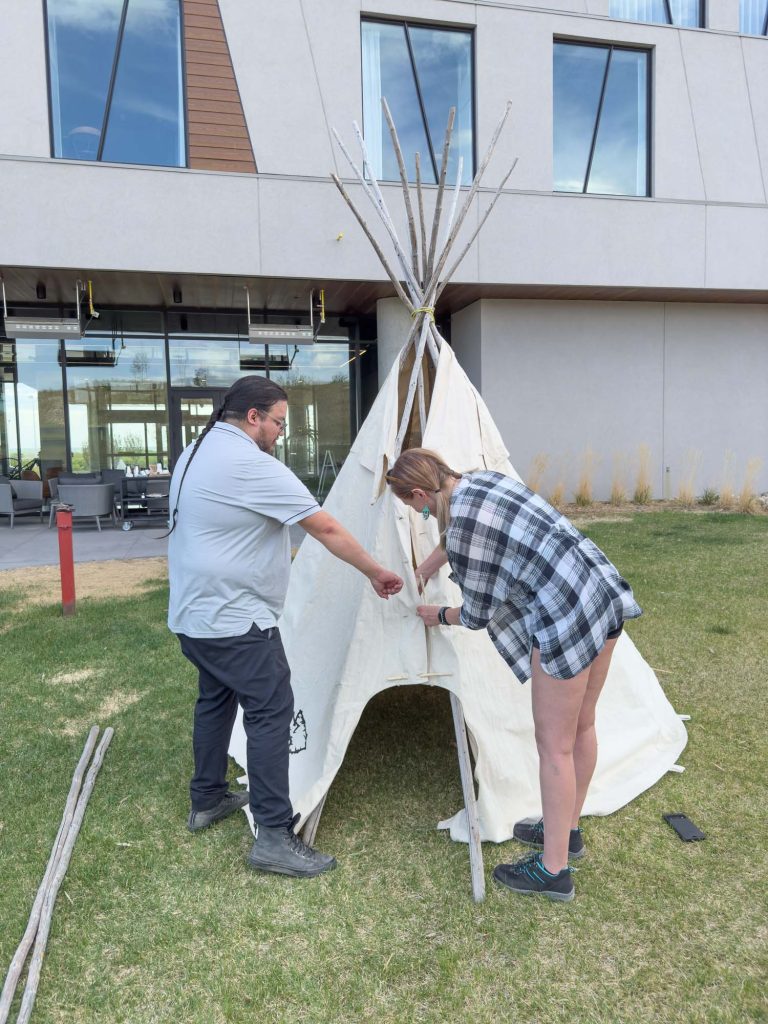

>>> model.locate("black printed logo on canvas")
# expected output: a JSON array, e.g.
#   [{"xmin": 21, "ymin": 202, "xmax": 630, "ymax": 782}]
[{"xmin": 289, "ymin": 710, "xmax": 307, "ymax": 754}]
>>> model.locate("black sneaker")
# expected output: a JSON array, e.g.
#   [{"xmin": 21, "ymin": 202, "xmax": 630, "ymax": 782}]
[
  {"xmin": 247, "ymin": 816, "xmax": 336, "ymax": 878},
  {"xmin": 187, "ymin": 790, "xmax": 249, "ymax": 832},
  {"xmin": 493, "ymin": 852, "xmax": 575, "ymax": 902},
  {"xmin": 513, "ymin": 818, "xmax": 585, "ymax": 859}
]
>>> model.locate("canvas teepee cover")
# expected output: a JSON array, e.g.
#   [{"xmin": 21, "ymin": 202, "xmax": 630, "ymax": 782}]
[{"xmin": 229, "ymin": 103, "xmax": 687, "ymax": 847}]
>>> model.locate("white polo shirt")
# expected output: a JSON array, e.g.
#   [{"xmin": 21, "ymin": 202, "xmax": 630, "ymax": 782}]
[{"xmin": 167, "ymin": 421, "xmax": 320, "ymax": 637}]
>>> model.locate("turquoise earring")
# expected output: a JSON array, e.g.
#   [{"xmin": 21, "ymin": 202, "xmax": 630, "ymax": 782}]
[{"xmin": 421, "ymin": 505, "xmax": 430, "ymax": 520}]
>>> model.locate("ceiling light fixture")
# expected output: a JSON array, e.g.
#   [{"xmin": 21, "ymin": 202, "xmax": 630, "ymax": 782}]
[{"xmin": 2, "ymin": 278, "xmax": 84, "ymax": 339}]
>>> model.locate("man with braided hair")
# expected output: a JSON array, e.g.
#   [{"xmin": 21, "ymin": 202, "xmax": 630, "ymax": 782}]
[{"xmin": 167, "ymin": 375, "xmax": 403, "ymax": 877}]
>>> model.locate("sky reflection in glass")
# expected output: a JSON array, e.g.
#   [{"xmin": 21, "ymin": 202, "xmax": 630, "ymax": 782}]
[
  {"xmin": 553, "ymin": 44, "xmax": 607, "ymax": 193},
  {"xmin": 609, "ymin": 0, "xmax": 701, "ymax": 25},
  {"xmin": 740, "ymin": 0, "xmax": 768, "ymax": 34},
  {"xmin": 47, "ymin": 0, "xmax": 185, "ymax": 166},
  {"xmin": 101, "ymin": 0, "xmax": 184, "ymax": 165},
  {"xmin": 554, "ymin": 43, "xmax": 648, "ymax": 197},
  {"xmin": 47, "ymin": 0, "xmax": 122, "ymax": 160},
  {"xmin": 409, "ymin": 26, "xmax": 473, "ymax": 185},
  {"xmin": 362, "ymin": 21, "xmax": 473, "ymax": 185},
  {"xmin": 589, "ymin": 51, "xmax": 647, "ymax": 196}
]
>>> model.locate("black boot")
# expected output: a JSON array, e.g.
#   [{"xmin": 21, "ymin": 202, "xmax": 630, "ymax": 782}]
[
  {"xmin": 187, "ymin": 790, "xmax": 249, "ymax": 832},
  {"xmin": 247, "ymin": 817, "xmax": 336, "ymax": 878}
]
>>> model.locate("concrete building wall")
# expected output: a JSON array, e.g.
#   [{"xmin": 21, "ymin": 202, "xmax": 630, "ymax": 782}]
[
  {"xmin": 1, "ymin": 3, "xmax": 767, "ymax": 287},
  {"xmin": 0, "ymin": 1, "xmax": 765, "ymax": 499},
  {"xmin": 452, "ymin": 299, "xmax": 768, "ymax": 499},
  {"xmin": 0, "ymin": 0, "xmax": 50, "ymax": 158}
]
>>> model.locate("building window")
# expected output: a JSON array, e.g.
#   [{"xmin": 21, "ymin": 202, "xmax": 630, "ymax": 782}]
[
  {"xmin": 46, "ymin": 0, "xmax": 186, "ymax": 166},
  {"xmin": 741, "ymin": 1, "xmax": 768, "ymax": 34},
  {"xmin": 609, "ymin": 1, "xmax": 704, "ymax": 26},
  {"xmin": 361, "ymin": 19, "xmax": 473, "ymax": 185},
  {"xmin": 553, "ymin": 42, "xmax": 650, "ymax": 197},
  {"xmin": 65, "ymin": 335, "xmax": 169, "ymax": 472}
]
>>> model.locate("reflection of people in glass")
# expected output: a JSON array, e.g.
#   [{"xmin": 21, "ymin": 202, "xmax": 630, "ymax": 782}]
[
  {"xmin": 386, "ymin": 448, "xmax": 642, "ymax": 902},
  {"xmin": 167, "ymin": 375, "xmax": 403, "ymax": 878}
]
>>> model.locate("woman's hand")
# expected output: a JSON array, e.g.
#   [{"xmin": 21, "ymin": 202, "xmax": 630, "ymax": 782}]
[
  {"xmin": 416, "ymin": 604, "xmax": 442, "ymax": 627},
  {"xmin": 414, "ymin": 547, "xmax": 449, "ymax": 593}
]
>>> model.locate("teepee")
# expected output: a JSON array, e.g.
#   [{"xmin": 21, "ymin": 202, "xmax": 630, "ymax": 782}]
[{"xmin": 230, "ymin": 103, "xmax": 688, "ymax": 901}]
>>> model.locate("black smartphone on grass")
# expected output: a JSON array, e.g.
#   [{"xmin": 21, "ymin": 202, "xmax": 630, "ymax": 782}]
[{"xmin": 663, "ymin": 813, "xmax": 705, "ymax": 841}]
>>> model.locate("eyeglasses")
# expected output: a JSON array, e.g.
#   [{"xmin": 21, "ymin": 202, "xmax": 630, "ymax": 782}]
[{"xmin": 259, "ymin": 410, "xmax": 286, "ymax": 434}]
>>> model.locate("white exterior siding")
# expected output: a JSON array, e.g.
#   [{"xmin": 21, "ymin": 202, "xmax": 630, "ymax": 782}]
[
  {"xmin": 452, "ymin": 299, "xmax": 768, "ymax": 498},
  {"xmin": 0, "ymin": 0, "xmax": 765, "ymax": 495}
]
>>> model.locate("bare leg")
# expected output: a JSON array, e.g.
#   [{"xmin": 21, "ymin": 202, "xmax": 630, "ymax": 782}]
[
  {"xmin": 571, "ymin": 637, "xmax": 619, "ymax": 827},
  {"xmin": 530, "ymin": 649, "xmax": 590, "ymax": 874}
]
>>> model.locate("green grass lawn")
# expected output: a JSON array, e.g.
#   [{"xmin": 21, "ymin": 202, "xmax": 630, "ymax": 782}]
[{"xmin": 1, "ymin": 512, "xmax": 766, "ymax": 1023}]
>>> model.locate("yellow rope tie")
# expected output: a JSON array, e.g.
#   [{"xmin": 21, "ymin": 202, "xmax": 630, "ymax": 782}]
[{"xmin": 411, "ymin": 306, "xmax": 435, "ymax": 323}]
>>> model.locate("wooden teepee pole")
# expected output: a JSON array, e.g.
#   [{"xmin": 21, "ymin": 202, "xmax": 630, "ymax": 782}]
[
  {"xmin": 425, "ymin": 108, "xmax": 456, "ymax": 285},
  {"xmin": 413, "ymin": 340, "xmax": 485, "ymax": 905},
  {"xmin": 0, "ymin": 727, "xmax": 100, "ymax": 1024},
  {"xmin": 331, "ymin": 173, "xmax": 413, "ymax": 311},
  {"xmin": 306, "ymin": 106, "xmax": 516, "ymax": 877},
  {"xmin": 336, "ymin": 125, "xmax": 422, "ymax": 302},
  {"xmin": 436, "ymin": 158, "xmax": 519, "ymax": 302},
  {"xmin": 382, "ymin": 98, "xmax": 421, "ymax": 284},
  {"xmin": 415, "ymin": 153, "xmax": 428, "ymax": 282},
  {"xmin": 424, "ymin": 102, "xmax": 513, "ymax": 299},
  {"xmin": 15, "ymin": 729, "xmax": 114, "ymax": 1024}
]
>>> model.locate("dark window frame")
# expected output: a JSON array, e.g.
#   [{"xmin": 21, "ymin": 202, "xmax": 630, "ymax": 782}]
[
  {"xmin": 553, "ymin": 38, "xmax": 653, "ymax": 198},
  {"xmin": 43, "ymin": 0, "xmax": 188, "ymax": 167},
  {"xmin": 360, "ymin": 16, "xmax": 477, "ymax": 184}
]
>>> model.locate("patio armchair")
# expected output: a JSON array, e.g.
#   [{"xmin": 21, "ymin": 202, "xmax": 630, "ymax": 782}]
[
  {"xmin": 57, "ymin": 483, "xmax": 117, "ymax": 531},
  {"xmin": 0, "ymin": 478, "xmax": 45, "ymax": 527},
  {"xmin": 57, "ymin": 472, "xmax": 103, "ymax": 484}
]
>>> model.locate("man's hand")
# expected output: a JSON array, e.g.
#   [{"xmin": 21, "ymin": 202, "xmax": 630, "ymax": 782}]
[
  {"xmin": 370, "ymin": 568, "xmax": 403, "ymax": 599},
  {"xmin": 301, "ymin": 511, "xmax": 403, "ymax": 597}
]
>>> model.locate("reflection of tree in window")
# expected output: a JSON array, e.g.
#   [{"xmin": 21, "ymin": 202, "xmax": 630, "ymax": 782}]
[{"xmin": 131, "ymin": 352, "xmax": 149, "ymax": 381}]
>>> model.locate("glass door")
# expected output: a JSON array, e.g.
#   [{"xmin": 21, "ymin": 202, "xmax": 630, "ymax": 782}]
[{"xmin": 169, "ymin": 389, "xmax": 228, "ymax": 467}]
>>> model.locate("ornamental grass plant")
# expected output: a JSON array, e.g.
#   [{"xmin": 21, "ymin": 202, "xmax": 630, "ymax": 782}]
[{"xmin": 1, "ymin": 511, "xmax": 766, "ymax": 1024}]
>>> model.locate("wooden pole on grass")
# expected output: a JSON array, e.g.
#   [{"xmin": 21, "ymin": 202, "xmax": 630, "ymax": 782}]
[
  {"xmin": 0, "ymin": 728, "xmax": 100, "ymax": 1024},
  {"xmin": 15, "ymin": 729, "xmax": 114, "ymax": 1024}
]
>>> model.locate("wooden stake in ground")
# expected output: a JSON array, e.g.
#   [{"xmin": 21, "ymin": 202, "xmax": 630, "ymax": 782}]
[{"xmin": 319, "ymin": 100, "xmax": 517, "ymax": 901}]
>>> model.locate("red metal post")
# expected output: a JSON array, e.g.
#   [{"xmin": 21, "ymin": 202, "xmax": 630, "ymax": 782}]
[{"xmin": 56, "ymin": 507, "xmax": 76, "ymax": 616}]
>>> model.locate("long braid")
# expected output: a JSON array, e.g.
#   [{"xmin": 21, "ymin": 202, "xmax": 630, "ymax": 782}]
[
  {"xmin": 160, "ymin": 374, "xmax": 288, "ymax": 540},
  {"xmin": 161, "ymin": 403, "xmax": 225, "ymax": 538}
]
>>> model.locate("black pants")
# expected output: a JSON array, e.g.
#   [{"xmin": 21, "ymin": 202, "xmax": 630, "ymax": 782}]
[{"xmin": 178, "ymin": 625, "xmax": 294, "ymax": 828}]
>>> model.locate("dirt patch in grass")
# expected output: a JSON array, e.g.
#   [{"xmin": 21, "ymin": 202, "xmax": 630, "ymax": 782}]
[
  {"xmin": 60, "ymin": 688, "xmax": 144, "ymax": 736},
  {"xmin": 49, "ymin": 668, "xmax": 96, "ymax": 686},
  {"xmin": 0, "ymin": 556, "xmax": 167, "ymax": 607}
]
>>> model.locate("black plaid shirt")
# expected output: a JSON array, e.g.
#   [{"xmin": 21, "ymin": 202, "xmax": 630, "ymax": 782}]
[{"xmin": 446, "ymin": 472, "xmax": 642, "ymax": 683}]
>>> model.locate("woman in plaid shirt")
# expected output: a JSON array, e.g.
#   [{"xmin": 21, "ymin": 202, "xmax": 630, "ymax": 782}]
[{"xmin": 386, "ymin": 448, "xmax": 642, "ymax": 902}]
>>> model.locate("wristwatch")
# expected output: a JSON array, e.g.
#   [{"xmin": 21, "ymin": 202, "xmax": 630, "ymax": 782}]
[{"xmin": 438, "ymin": 606, "xmax": 450, "ymax": 626}]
